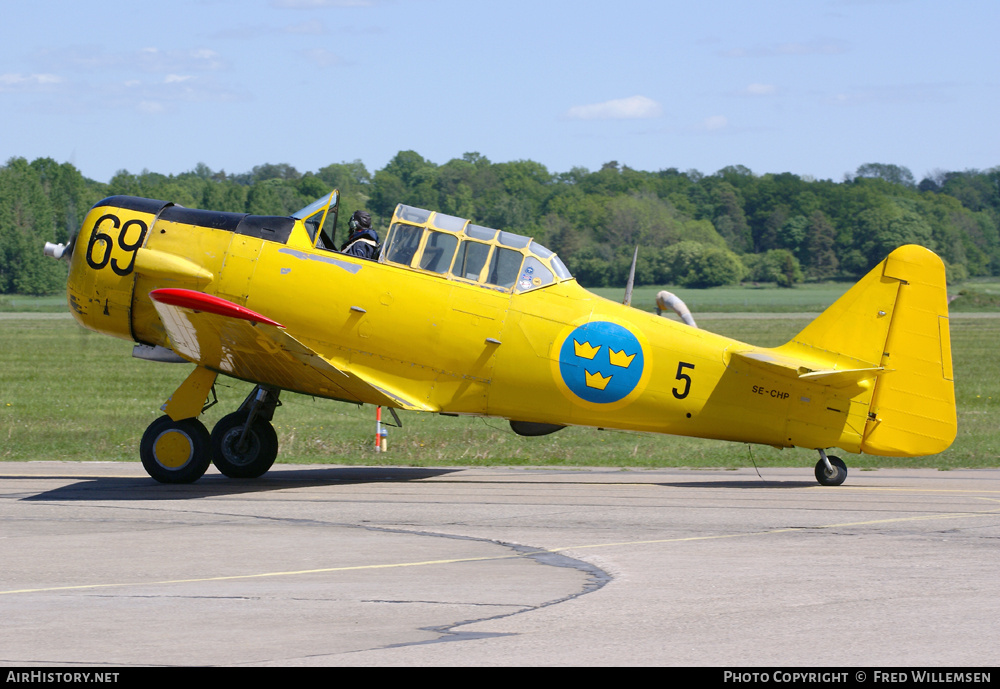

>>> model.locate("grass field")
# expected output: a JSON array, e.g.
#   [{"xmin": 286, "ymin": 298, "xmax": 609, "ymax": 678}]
[
  {"xmin": 593, "ymin": 278, "xmax": 1000, "ymax": 314},
  {"xmin": 0, "ymin": 296, "xmax": 67, "ymax": 312},
  {"xmin": 1, "ymin": 311, "xmax": 996, "ymax": 471},
  {"xmin": 593, "ymin": 282, "xmax": 853, "ymax": 313}
]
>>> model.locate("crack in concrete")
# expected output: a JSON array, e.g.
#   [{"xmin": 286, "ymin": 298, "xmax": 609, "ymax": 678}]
[{"xmin": 382, "ymin": 540, "xmax": 611, "ymax": 649}]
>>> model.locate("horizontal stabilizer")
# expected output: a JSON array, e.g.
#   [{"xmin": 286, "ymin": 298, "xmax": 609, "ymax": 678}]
[
  {"xmin": 731, "ymin": 350, "xmax": 885, "ymax": 388},
  {"xmin": 797, "ymin": 367, "xmax": 887, "ymax": 388},
  {"xmin": 732, "ymin": 350, "xmax": 810, "ymax": 376}
]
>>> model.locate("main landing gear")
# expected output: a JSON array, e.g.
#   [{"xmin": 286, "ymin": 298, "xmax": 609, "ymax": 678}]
[
  {"xmin": 139, "ymin": 378, "xmax": 281, "ymax": 484},
  {"xmin": 814, "ymin": 449, "xmax": 847, "ymax": 486},
  {"xmin": 210, "ymin": 387, "xmax": 279, "ymax": 479}
]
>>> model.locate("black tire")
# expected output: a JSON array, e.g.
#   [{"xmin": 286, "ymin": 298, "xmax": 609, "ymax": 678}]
[
  {"xmin": 140, "ymin": 416, "xmax": 212, "ymax": 484},
  {"xmin": 815, "ymin": 455, "xmax": 848, "ymax": 486},
  {"xmin": 210, "ymin": 412, "xmax": 278, "ymax": 479}
]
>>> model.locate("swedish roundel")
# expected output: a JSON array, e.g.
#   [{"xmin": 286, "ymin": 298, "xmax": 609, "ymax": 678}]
[{"xmin": 558, "ymin": 321, "xmax": 644, "ymax": 404}]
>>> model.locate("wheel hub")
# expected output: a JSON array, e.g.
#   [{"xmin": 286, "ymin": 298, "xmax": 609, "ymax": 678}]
[
  {"xmin": 222, "ymin": 427, "xmax": 260, "ymax": 466},
  {"xmin": 153, "ymin": 430, "xmax": 193, "ymax": 468}
]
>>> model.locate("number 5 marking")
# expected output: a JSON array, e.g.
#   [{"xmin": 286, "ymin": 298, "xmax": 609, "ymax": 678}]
[{"xmin": 672, "ymin": 361, "xmax": 695, "ymax": 399}]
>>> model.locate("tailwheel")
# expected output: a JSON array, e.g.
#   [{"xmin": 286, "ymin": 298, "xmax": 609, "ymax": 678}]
[
  {"xmin": 210, "ymin": 411, "xmax": 278, "ymax": 479},
  {"xmin": 815, "ymin": 450, "xmax": 848, "ymax": 486},
  {"xmin": 140, "ymin": 416, "xmax": 212, "ymax": 484}
]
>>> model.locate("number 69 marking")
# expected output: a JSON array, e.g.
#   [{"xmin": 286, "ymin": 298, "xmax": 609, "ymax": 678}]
[
  {"xmin": 85, "ymin": 213, "xmax": 148, "ymax": 276},
  {"xmin": 672, "ymin": 361, "xmax": 695, "ymax": 399}
]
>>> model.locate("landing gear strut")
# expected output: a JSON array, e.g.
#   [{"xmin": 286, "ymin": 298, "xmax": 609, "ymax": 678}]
[
  {"xmin": 814, "ymin": 449, "xmax": 847, "ymax": 486},
  {"xmin": 210, "ymin": 385, "xmax": 280, "ymax": 479},
  {"xmin": 140, "ymin": 376, "xmax": 281, "ymax": 483}
]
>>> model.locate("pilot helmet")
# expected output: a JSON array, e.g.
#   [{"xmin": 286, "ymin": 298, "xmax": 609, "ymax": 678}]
[{"xmin": 349, "ymin": 210, "xmax": 372, "ymax": 232}]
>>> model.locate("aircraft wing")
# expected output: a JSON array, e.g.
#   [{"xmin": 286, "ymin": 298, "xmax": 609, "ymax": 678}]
[{"xmin": 148, "ymin": 288, "xmax": 434, "ymax": 411}]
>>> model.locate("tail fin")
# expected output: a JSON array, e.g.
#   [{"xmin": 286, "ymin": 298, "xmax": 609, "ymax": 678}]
[{"xmin": 780, "ymin": 245, "xmax": 956, "ymax": 457}]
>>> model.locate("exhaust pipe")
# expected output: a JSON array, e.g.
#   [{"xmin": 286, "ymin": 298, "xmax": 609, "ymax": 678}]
[{"xmin": 655, "ymin": 290, "xmax": 697, "ymax": 328}]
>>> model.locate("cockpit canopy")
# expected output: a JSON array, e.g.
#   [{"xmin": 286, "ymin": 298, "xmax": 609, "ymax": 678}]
[
  {"xmin": 292, "ymin": 190, "xmax": 340, "ymax": 251},
  {"xmin": 380, "ymin": 204, "xmax": 572, "ymax": 293}
]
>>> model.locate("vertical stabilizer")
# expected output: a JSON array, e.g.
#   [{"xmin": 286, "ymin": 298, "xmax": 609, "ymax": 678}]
[
  {"xmin": 861, "ymin": 246, "xmax": 956, "ymax": 456},
  {"xmin": 780, "ymin": 244, "xmax": 955, "ymax": 457},
  {"xmin": 782, "ymin": 256, "xmax": 900, "ymax": 369}
]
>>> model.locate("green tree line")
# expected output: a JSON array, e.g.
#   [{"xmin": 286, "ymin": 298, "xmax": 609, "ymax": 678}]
[{"xmin": 2, "ymin": 153, "xmax": 999, "ymax": 294}]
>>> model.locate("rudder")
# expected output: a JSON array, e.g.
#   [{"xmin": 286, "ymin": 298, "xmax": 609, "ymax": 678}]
[{"xmin": 862, "ymin": 245, "xmax": 956, "ymax": 456}]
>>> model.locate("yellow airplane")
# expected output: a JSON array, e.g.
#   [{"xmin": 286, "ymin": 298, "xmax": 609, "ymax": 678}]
[{"xmin": 44, "ymin": 190, "xmax": 956, "ymax": 485}]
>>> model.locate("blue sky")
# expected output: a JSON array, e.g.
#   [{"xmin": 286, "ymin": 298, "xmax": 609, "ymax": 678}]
[{"xmin": 2, "ymin": 0, "xmax": 997, "ymax": 183}]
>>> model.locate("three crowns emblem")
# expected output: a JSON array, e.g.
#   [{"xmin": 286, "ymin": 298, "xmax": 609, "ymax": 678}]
[{"xmin": 573, "ymin": 339, "xmax": 636, "ymax": 390}]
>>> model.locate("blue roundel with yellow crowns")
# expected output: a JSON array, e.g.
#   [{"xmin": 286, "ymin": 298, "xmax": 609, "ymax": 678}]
[{"xmin": 558, "ymin": 321, "xmax": 645, "ymax": 404}]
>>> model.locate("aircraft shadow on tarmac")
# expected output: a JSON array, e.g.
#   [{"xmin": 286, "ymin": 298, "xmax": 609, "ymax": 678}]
[
  {"xmin": 19, "ymin": 467, "xmax": 463, "ymax": 502},
  {"xmin": 651, "ymin": 480, "xmax": 818, "ymax": 489},
  {"xmin": 17, "ymin": 467, "xmax": 825, "ymax": 502}
]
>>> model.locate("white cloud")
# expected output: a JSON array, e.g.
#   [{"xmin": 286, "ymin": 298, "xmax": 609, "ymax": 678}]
[
  {"xmin": 285, "ymin": 19, "xmax": 326, "ymax": 35},
  {"xmin": 700, "ymin": 115, "xmax": 729, "ymax": 131},
  {"xmin": 564, "ymin": 95, "xmax": 663, "ymax": 121},
  {"xmin": 825, "ymin": 83, "xmax": 956, "ymax": 107},
  {"xmin": 721, "ymin": 38, "xmax": 848, "ymax": 58},
  {"xmin": 36, "ymin": 46, "xmax": 226, "ymax": 75},
  {"xmin": 210, "ymin": 19, "xmax": 337, "ymax": 41},
  {"xmin": 743, "ymin": 83, "xmax": 777, "ymax": 96},
  {"xmin": 137, "ymin": 100, "xmax": 165, "ymax": 114},
  {"xmin": 272, "ymin": 0, "xmax": 376, "ymax": 7},
  {"xmin": 0, "ymin": 73, "xmax": 63, "ymax": 90},
  {"xmin": 303, "ymin": 49, "xmax": 345, "ymax": 68}
]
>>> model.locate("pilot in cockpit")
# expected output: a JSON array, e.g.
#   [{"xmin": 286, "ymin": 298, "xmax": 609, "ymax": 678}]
[{"xmin": 341, "ymin": 210, "xmax": 380, "ymax": 260}]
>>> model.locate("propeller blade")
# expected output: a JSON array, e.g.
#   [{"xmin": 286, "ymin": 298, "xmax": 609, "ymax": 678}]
[{"xmin": 623, "ymin": 246, "xmax": 638, "ymax": 306}]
